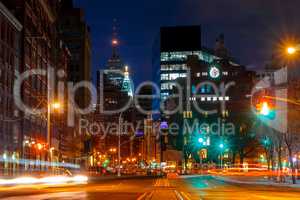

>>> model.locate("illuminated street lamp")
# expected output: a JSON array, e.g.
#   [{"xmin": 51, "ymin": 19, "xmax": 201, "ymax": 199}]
[
  {"xmin": 47, "ymin": 101, "xmax": 62, "ymax": 170},
  {"xmin": 219, "ymin": 142, "xmax": 225, "ymax": 169},
  {"xmin": 285, "ymin": 44, "xmax": 300, "ymax": 56},
  {"xmin": 37, "ymin": 143, "xmax": 43, "ymax": 150},
  {"xmin": 51, "ymin": 102, "xmax": 61, "ymax": 110},
  {"xmin": 287, "ymin": 47, "xmax": 296, "ymax": 55},
  {"xmin": 47, "ymin": 101, "xmax": 62, "ymax": 147}
]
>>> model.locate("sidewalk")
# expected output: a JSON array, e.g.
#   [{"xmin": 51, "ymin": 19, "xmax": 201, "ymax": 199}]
[
  {"xmin": 88, "ymin": 175, "xmax": 159, "ymax": 182},
  {"xmin": 213, "ymin": 175, "xmax": 300, "ymax": 188}
]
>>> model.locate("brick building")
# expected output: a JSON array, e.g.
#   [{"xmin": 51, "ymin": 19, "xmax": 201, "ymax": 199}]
[{"xmin": 0, "ymin": 1, "xmax": 22, "ymax": 175}]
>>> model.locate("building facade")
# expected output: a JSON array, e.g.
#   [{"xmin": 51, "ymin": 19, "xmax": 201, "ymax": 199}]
[
  {"xmin": 0, "ymin": 1, "xmax": 23, "ymax": 175},
  {"xmin": 3, "ymin": 0, "xmax": 60, "ymax": 170},
  {"xmin": 59, "ymin": 0, "xmax": 92, "ymax": 109},
  {"xmin": 2, "ymin": 0, "xmax": 85, "ymax": 170},
  {"xmin": 154, "ymin": 26, "xmax": 256, "ymax": 167}
]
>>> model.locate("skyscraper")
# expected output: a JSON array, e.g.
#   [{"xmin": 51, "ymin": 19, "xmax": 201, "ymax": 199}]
[
  {"xmin": 0, "ymin": 1, "xmax": 22, "ymax": 174},
  {"xmin": 103, "ymin": 24, "xmax": 134, "ymax": 97},
  {"xmin": 3, "ymin": 0, "xmax": 60, "ymax": 166},
  {"xmin": 157, "ymin": 26, "xmax": 219, "ymax": 100},
  {"xmin": 59, "ymin": 1, "xmax": 92, "ymax": 109}
]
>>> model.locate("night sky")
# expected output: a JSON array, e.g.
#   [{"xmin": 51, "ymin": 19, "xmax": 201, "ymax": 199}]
[{"xmin": 73, "ymin": 0, "xmax": 300, "ymax": 85}]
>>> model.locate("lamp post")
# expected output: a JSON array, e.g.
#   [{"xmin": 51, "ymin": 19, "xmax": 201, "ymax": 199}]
[
  {"xmin": 47, "ymin": 101, "xmax": 61, "ymax": 170},
  {"xmin": 118, "ymin": 113, "xmax": 123, "ymax": 177},
  {"xmin": 219, "ymin": 143, "xmax": 224, "ymax": 169},
  {"xmin": 286, "ymin": 45, "xmax": 300, "ymax": 55}
]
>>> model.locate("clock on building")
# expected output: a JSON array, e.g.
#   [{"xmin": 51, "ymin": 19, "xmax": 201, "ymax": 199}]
[{"xmin": 209, "ymin": 66, "xmax": 220, "ymax": 79}]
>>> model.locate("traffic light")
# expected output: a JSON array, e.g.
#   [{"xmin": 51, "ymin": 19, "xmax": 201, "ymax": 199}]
[
  {"xmin": 196, "ymin": 136, "xmax": 210, "ymax": 146},
  {"xmin": 198, "ymin": 137, "xmax": 204, "ymax": 143},
  {"xmin": 219, "ymin": 143, "xmax": 224, "ymax": 149},
  {"xmin": 260, "ymin": 102, "xmax": 270, "ymax": 116},
  {"xmin": 256, "ymin": 100, "xmax": 276, "ymax": 119}
]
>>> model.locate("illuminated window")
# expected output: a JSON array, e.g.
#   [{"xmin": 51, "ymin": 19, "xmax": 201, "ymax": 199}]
[
  {"xmin": 161, "ymin": 64, "xmax": 187, "ymax": 71},
  {"xmin": 161, "ymin": 83, "xmax": 168, "ymax": 90},
  {"xmin": 192, "ymin": 85, "xmax": 196, "ymax": 94},
  {"xmin": 169, "ymin": 73, "xmax": 179, "ymax": 80},
  {"xmin": 161, "ymin": 74, "xmax": 169, "ymax": 80},
  {"xmin": 201, "ymin": 86, "xmax": 205, "ymax": 93},
  {"xmin": 161, "ymin": 52, "xmax": 169, "ymax": 61},
  {"xmin": 206, "ymin": 85, "xmax": 211, "ymax": 93},
  {"xmin": 161, "ymin": 83, "xmax": 177, "ymax": 90},
  {"xmin": 161, "ymin": 51, "xmax": 216, "ymax": 62}
]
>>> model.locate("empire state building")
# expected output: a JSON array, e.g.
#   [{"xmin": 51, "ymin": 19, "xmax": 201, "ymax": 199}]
[{"xmin": 104, "ymin": 33, "xmax": 133, "ymax": 96}]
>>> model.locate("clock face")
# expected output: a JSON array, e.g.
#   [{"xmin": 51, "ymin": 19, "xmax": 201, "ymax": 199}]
[{"xmin": 209, "ymin": 66, "xmax": 220, "ymax": 78}]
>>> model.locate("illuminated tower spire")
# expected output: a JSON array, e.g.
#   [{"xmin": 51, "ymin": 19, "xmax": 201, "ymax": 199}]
[
  {"xmin": 106, "ymin": 20, "xmax": 134, "ymax": 96},
  {"xmin": 112, "ymin": 18, "xmax": 119, "ymax": 59},
  {"xmin": 107, "ymin": 19, "xmax": 122, "ymax": 70},
  {"xmin": 122, "ymin": 65, "xmax": 134, "ymax": 97}
]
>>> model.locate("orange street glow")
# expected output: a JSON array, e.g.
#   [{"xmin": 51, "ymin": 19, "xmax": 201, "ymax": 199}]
[{"xmin": 0, "ymin": 175, "xmax": 88, "ymax": 186}]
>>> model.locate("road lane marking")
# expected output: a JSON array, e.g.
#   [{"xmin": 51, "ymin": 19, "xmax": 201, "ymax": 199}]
[
  {"xmin": 174, "ymin": 190, "xmax": 184, "ymax": 200},
  {"xmin": 137, "ymin": 192, "xmax": 148, "ymax": 200},
  {"xmin": 154, "ymin": 178, "xmax": 171, "ymax": 187},
  {"xmin": 146, "ymin": 191, "xmax": 154, "ymax": 200},
  {"xmin": 180, "ymin": 191, "xmax": 192, "ymax": 200},
  {"xmin": 138, "ymin": 191, "xmax": 154, "ymax": 200}
]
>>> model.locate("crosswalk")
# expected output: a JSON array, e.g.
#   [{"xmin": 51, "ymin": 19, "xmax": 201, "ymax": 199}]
[
  {"xmin": 142, "ymin": 178, "xmax": 195, "ymax": 200},
  {"xmin": 153, "ymin": 178, "xmax": 171, "ymax": 187}
]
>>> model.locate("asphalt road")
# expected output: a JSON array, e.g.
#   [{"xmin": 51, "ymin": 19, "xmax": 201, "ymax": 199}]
[{"xmin": 0, "ymin": 176, "xmax": 299, "ymax": 200}]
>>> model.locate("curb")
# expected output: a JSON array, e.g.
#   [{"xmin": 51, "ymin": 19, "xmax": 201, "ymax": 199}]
[
  {"xmin": 212, "ymin": 176, "xmax": 300, "ymax": 189},
  {"xmin": 89, "ymin": 175, "xmax": 161, "ymax": 182}
]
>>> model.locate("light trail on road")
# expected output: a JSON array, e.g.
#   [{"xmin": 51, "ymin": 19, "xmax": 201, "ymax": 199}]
[{"xmin": 0, "ymin": 176, "xmax": 299, "ymax": 199}]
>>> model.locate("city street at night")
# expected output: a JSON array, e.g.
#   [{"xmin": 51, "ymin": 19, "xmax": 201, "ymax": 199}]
[
  {"xmin": 0, "ymin": 176, "xmax": 300, "ymax": 200},
  {"xmin": 1, "ymin": 0, "xmax": 300, "ymax": 199}
]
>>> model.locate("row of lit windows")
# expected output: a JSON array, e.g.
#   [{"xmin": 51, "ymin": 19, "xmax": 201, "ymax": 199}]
[
  {"xmin": 161, "ymin": 51, "xmax": 216, "ymax": 63},
  {"xmin": 183, "ymin": 111, "xmax": 192, "ymax": 119},
  {"xmin": 161, "ymin": 82, "xmax": 178, "ymax": 90},
  {"xmin": 161, "ymin": 64, "xmax": 187, "ymax": 71},
  {"xmin": 161, "ymin": 73, "xmax": 186, "ymax": 81},
  {"xmin": 196, "ymin": 71, "xmax": 229, "ymax": 77},
  {"xmin": 189, "ymin": 96, "xmax": 230, "ymax": 101},
  {"xmin": 192, "ymin": 85, "xmax": 212, "ymax": 94},
  {"xmin": 161, "ymin": 92, "xmax": 169, "ymax": 99}
]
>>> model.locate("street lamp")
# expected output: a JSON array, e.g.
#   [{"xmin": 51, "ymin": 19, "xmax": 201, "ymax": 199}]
[
  {"xmin": 47, "ymin": 101, "xmax": 61, "ymax": 170},
  {"xmin": 52, "ymin": 102, "xmax": 61, "ymax": 110},
  {"xmin": 37, "ymin": 143, "xmax": 43, "ymax": 150},
  {"xmin": 287, "ymin": 47, "xmax": 296, "ymax": 55},
  {"xmin": 219, "ymin": 143, "xmax": 225, "ymax": 169},
  {"xmin": 285, "ymin": 44, "xmax": 300, "ymax": 56},
  {"xmin": 118, "ymin": 113, "xmax": 123, "ymax": 177},
  {"xmin": 47, "ymin": 101, "xmax": 61, "ymax": 146}
]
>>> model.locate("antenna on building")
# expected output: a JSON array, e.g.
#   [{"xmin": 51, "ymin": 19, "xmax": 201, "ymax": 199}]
[
  {"xmin": 112, "ymin": 18, "xmax": 119, "ymax": 58},
  {"xmin": 215, "ymin": 33, "xmax": 229, "ymax": 59}
]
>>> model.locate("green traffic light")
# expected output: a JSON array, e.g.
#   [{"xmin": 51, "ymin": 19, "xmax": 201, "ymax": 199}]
[
  {"xmin": 219, "ymin": 143, "xmax": 224, "ymax": 149},
  {"xmin": 198, "ymin": 138, "xmax": 204, "ymax": 143}
]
